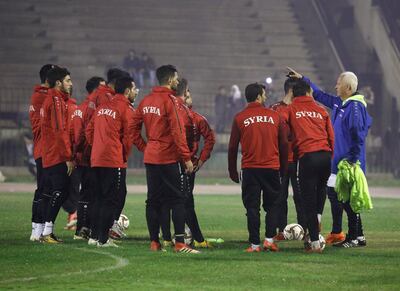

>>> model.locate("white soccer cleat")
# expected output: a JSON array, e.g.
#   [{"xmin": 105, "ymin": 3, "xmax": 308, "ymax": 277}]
[
  {"xmin": 97, "ymin": 239, "xmax": 119, "ymax": 248},
  {"xmin": 88, "ymin": 238, "xmax": 98, "ymax": 246},
  {"xmin": 110, "ymin": 222, "xmax": 127, "ymax": 239},
  {"xmin": 30, "ymin": 235, "xmax": 40, "ymax": 242}
]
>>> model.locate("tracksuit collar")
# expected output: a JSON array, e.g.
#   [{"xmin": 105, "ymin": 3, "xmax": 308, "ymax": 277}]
[
  {"xmin": 49, "ymin": 88, "xmax": 69, "ymax": 101},
  {"xmin": 34, "ymin": 84, "xmax": 48, "ymax": 93},
  {"xmin": 152, "ymin": 86, "xmax": 175, "ymax": 94},
  {"xmin": 246, "ymin": 102, "xmax": 264, "ymax": 108},
  {"xmin": 342, "ymin": 93, "xmax": 367, "ymax": 107},
  {"xmin": 292, "ymin": 95, "xmax": 314, "ymax": 103}
]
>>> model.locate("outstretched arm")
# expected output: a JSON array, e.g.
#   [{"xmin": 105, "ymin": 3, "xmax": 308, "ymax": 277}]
[{"xmin": 286, "ymin": 67, "xmax": 341, "ymax": 109}]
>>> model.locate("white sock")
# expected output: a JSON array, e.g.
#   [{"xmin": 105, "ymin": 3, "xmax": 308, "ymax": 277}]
[
  {"xmin": 317, "ymin": 214, "xmax": 322, "ymax": 223},
  {"xmin": 42, "ymin": 222, "xmax": 54, "ymax": 236},
  {"xmin": 31, "ymin": 222, "xmax": 37, "ymax": 237},
  {"xmin": 251, "ymin": 244, "xmax": 260, "ymax": 249},
  {"xmin": 35, "ymin": 223, "xmax": 45, "ymax": 237},
  {"xmin": 265, "ymin": 238, "xmax": 274, "ymax": 243}
]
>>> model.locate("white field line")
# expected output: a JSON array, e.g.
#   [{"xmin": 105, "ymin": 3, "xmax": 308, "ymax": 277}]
[
  {"xmin": 0, "ymin": 247, "xmax": 129, "ymax": 284},
  {"xmin": 1, "ymin": 183, "xmax": 399, "ymax": 198}
]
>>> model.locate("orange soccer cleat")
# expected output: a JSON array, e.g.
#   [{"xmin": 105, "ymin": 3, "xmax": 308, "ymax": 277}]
[
  {"xmin": 245, "ymin": 245, "xmax": 262, "ymax": 253},
  {"xmin": 325, "ymin": 232, "xmax": 345, "ymax": 244},
  {"xmin": 263, "ymin": 240, "xmax": 279, "ymax": 252}
]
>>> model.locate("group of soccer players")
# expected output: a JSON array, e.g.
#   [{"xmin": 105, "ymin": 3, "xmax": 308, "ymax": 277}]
[
  {"xmin": 29, "ymin": 62, "xmax": 369, "ymax": 254},
  {"xmin": 229, "ymin": 68, "xmax": 370, "ymax": 253},
  {"xmin": 29, "ymin": 64, "xmax": 215, "ymax": 253}
]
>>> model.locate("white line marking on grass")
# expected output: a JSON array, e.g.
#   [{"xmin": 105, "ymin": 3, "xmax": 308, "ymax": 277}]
[{"xmin": 0, "ymin": 247, "xmax": 129, "ymax": 284}]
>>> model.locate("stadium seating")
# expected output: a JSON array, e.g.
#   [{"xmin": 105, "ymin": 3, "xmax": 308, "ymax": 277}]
[{"xmin": 0, "ymin": 0, "xmax": 320, "ymax": 165}]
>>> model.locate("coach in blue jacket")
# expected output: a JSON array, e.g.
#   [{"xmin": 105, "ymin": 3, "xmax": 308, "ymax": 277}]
[{"xmin": 287, "ymin": 67, "xmax": 372, "ymax": 248}]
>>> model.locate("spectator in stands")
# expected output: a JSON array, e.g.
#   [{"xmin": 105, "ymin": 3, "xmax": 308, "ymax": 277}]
[
  {"xmin": 361, "ymin": 86, "xmax": 375, "ymax": 117},
  {"xmin": 23, "ymin": 133, "xmax": 36, "ymax": 178},
  {"xmin": 383, "ymin": 126, "xmax": 396, "ymax": 173},
  {"xmin": 228, "ymin": 85, "xmax": 245, "ymax": 123},
  {"xmin": 122, "ymin": 49, "xmax": 142, "ymax": 87},
  {"xmin": 139, "ymin": 53, "xmax": 156, "ymax": 87},
  {"xmin": 214, "ymin": 86, "xmax": 228, "ymax": 133}
]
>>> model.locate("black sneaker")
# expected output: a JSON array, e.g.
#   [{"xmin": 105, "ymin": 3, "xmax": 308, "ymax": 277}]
[
  {"xmin": 357, "ymin": 237, "xmax": 367, "ymax": 247},
  {"xmin": 333, "ymin": 238, "xmax": 359, "ymax": 248},
  {"xmin": 74, "ymin": 227, "xmax": 90, "ymax": 240}
]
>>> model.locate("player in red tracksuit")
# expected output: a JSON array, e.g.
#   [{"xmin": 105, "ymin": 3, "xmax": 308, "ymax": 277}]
[
  {"xmin": 28, "ymin": 64, "xmax": 56, "ymax": 241},
  {"xmin": 86, "ymin": 76, "xmax": 142, "ymax": 247},
  {"xmin": 270, "ymin": 78, "xmax": 306, "ymax": 239},
  {"xmin": 82, "ymin": 69, "xmax": 130, "ymax": 243},
  {"xmin": 72, "ymin": 76, "xmax": 106, "ymax": 240},
  {"xmin": 159, "ymin": 78, "xmax": 216, "ymax": 249},
  {"xmin": 131, "ymin": 65, "xmax": 199, "ymax": 254},
  {"xmin": 61, "ymin": 97, "xmax": 80, "ymax": 231},
  {"xmin": 228, "ymin": 83, "xmax": 288, "ymax": 253},
  {"xmin": 40, "ymin": 67, "xmax": 74, "ymax": 243},
  {"xmin": 285, "ymin": 79, "xmax": 334, "ymax": 253},
  {"xmin": 185, "ymin": 88, "xmax": 216, "ymax": 248}
]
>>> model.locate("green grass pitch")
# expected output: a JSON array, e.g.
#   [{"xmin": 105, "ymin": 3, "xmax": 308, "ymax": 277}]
[{"xmin": 0, "ymin": 192, "xmax": 399, "ymax": 290}]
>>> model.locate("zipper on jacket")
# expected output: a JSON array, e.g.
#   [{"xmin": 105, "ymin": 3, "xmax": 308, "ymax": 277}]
[
  {"xmin": 170, "ymin": 96, "xmax": 183, "ymax": 134},
  {"xmin": 52, "ymin": 96, "xmax": 59, "ymax": 130}
]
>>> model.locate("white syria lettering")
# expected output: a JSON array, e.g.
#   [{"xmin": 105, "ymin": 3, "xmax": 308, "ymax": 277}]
[
  {"xmin": 295, "ymin": 111, "xmax": 323, "ymax": 119},
  {"xmin": 142, "ymin": 106, "xmax": 161, "ymax": 116},
  {"xmin": 72, "ymin": 109, "xmax": 83, "ymax": 119},
  {"xmin": 29, "ymin": 105, "xmax": 35, "ymax": 112},
  {"xmin": 243, "ymin": 115, "xmax": 275, "ymax": 127},
  {"xmin": 97, "ymin": 108, "xmax": 116, "ymax": 119}
]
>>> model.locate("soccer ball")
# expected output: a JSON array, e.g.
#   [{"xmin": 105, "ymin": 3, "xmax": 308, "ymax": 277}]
[
  {"xmin": 304, "ymin": 234, "xmax": 326, "ymax": 250},
  {"xmin": 283, "ymin": 223, "xmax": 304, "ymax": 240},
  {"xmin": 319, "ymin": 234, "xmax": 326, "ymax": 250},
  {"xmin": 118, "ymin": 214, "xmax": 130, "ymax": 230}
]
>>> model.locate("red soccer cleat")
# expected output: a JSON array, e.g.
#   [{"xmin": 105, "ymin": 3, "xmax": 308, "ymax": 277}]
[
  {"xmin": 174, "ymin": 242, "xmax": 200, "ymax": 254},
  {"xmin": 150, "ymin": 241, "xmax": 163, "ymax": 251},
  {"xmin": 273, "ymin": 232, "xmax": 286, "ymax": 241},
  {"xmin": 263, "ymin": 240, "xmax": 279, "ymax": 252},
  {"xmin": 245, "ymin": 246, "xmax": 261, "ymax": 253}
]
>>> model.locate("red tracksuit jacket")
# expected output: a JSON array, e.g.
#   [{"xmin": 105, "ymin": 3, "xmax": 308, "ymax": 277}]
[
  {"xmin": 73, "ymin": 86, "xmax": 115, "ymax": 167},
  {"xmin": 73, "ymin": 98, "xmax": 92, "ymax": 167},
  {"xmin": 270, "ymin": 101, "xmax": 295, "ymax": 163},
  {"xmin": 29, "ymin": 85, "xmax": 48, "ymax": 160},
  {"xmin": 286, "ymin": 95, "xmax": 334, "ymax": 159},
  {"xmin": 189, "ymin": 107, "xmax": 216, "ymax": 163},
  {"xmin": 90, "ymin": 84, "xmax": 115, "ymax": 108},
  {"xmin": 228, "ymin": 102, "xmax": 288, "ymax": 177},
  {"xmin": 40, "ymin": 88, "xmax": 72, "ymax": 168},
  {"xmin": 68, "ymin": 98, "xmax": 78, "ymax": 147},
  {"xmin": 131, "ymin": 86, "xmax": 191, "ymax": 164},
  {"xmin": 176, "ymin": 97, "xmax": 196, "ymax": 153},
  {"xmin": 86, "ymin": 94, "xmax": 142, "ymax": 168}
]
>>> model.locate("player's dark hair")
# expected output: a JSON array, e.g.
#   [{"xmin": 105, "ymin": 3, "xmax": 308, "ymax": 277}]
[
  {"xmin": 107, "ymin": 68, "xmax": 130, "ymax": 85},
  {"xmin": 156, "ymin": 65, "xmax": 177, "ymax": 85},
  {"xmin": 292, "ymin": 79, "xmax": 312, "ymax": 97},
  {"xmin": 176, "ymin": 78, "xmax": 188, "ymax": 97},
  {"xmin": 86, "ymin": 76, "xmax": 105, "ymax": 94},
  {"xmin": 115, "ymin": 76, "xmax": 134, "ymax": 94},
  {"xmin": 46, "ymin": 67, "xmax": 70, "ymax": 88},
  {"xmin": 39, "ymin": 64, "xmax": 55, "ymax": 84},
  {"xmin": 284, "ymin": 78, "xmax": 298, "ymax": 94},
  {"xmin": 245, "ymin": 83, "xmax": 265, "ymax": 102}
]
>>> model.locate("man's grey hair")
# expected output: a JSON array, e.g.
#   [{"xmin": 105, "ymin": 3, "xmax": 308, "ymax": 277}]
[{"xmin": 340, "ymin": 71, "xmax": 358, "ymax": 93}]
